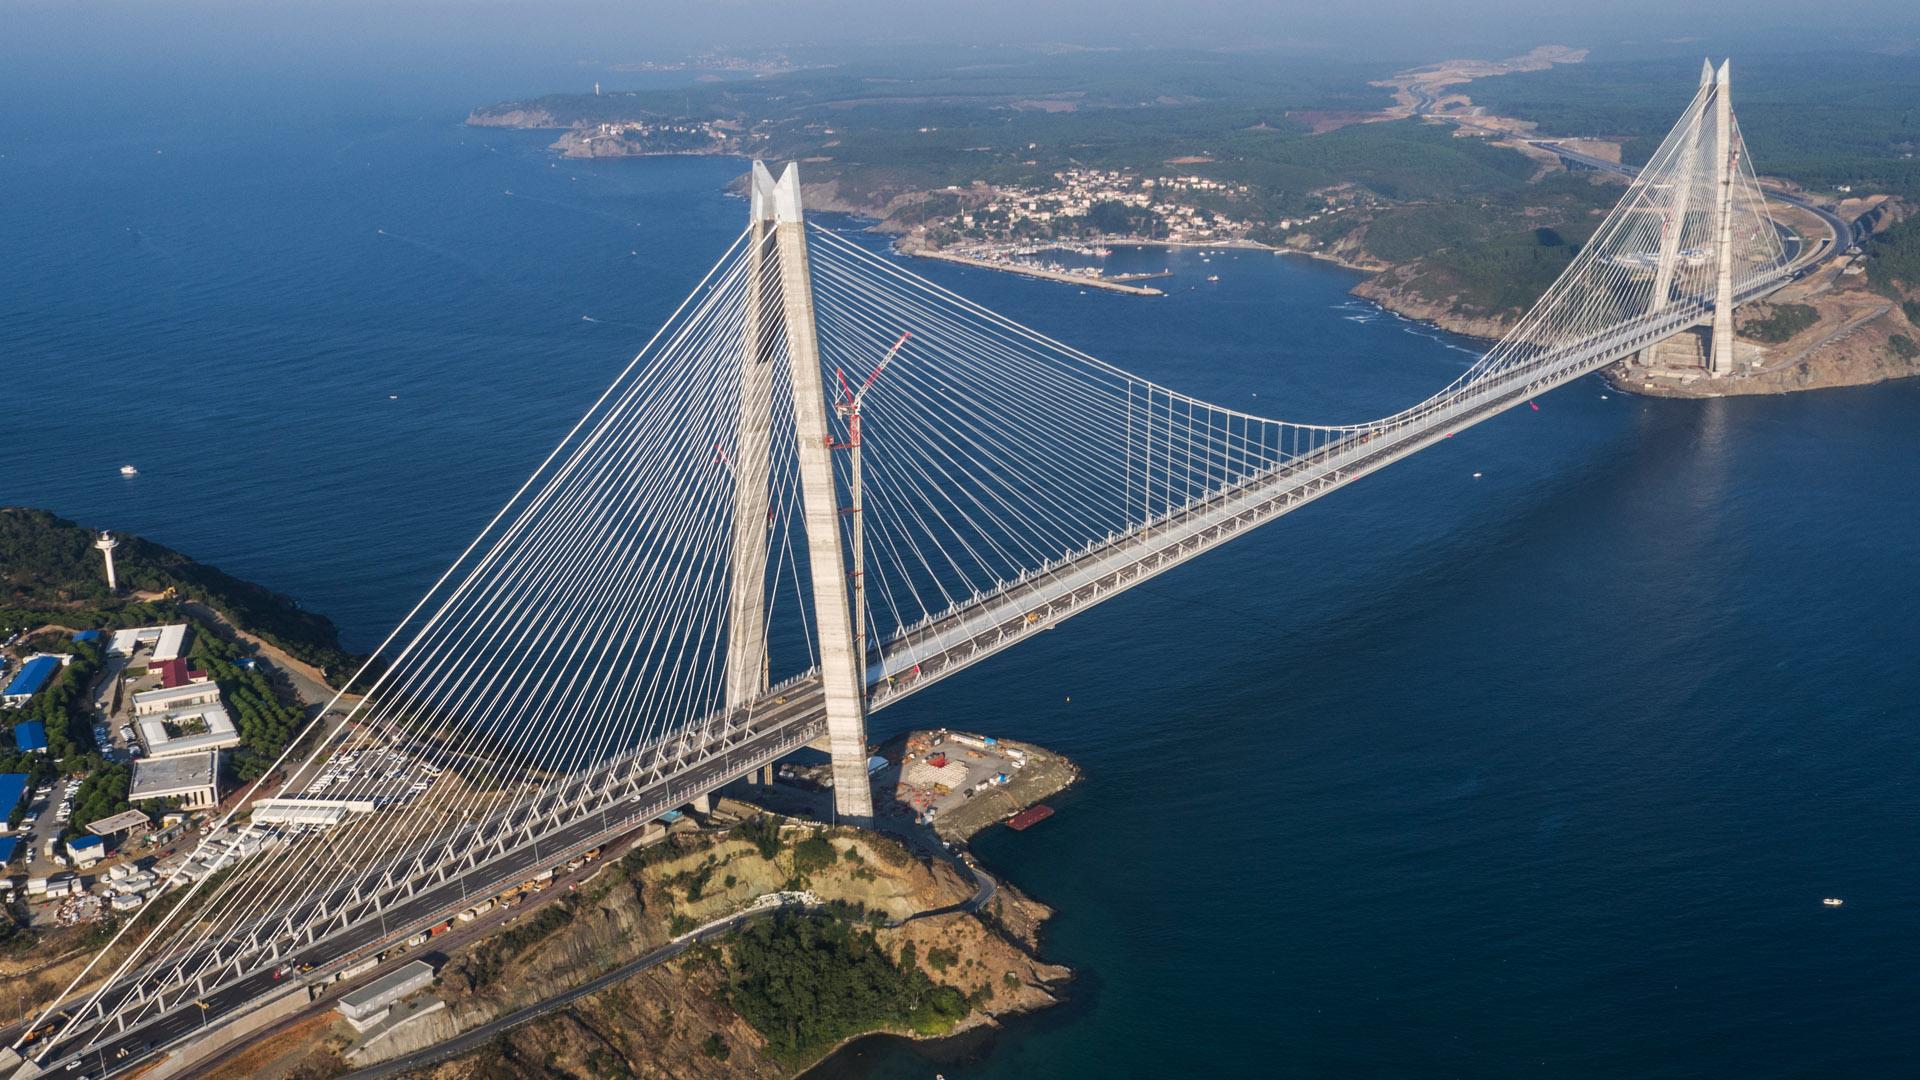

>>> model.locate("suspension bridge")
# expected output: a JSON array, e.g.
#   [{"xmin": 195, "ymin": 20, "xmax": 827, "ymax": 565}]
[{"xmin": 7, "ymin": 60, "xmax": 1827, "ymax": 1078}]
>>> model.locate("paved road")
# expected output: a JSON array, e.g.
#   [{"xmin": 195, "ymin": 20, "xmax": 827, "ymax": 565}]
[
  {"xmin": 1527, "ymin": 139, "xmax": 1855, "ymax": 269},
  {"xmin": 336, "ymin": 895, "xmax": 815, "ymax": 1080},
  {"xmin": 11, "ymin": 227, "xmax": 1806, "ymax": 1080},
  {"xmin": 12, "ymin": 695, "xmax": 834, "ymax": 1077},
  {"xmin": 344, "ymin": 852, "xmax": 997, "ymax": 1080}
]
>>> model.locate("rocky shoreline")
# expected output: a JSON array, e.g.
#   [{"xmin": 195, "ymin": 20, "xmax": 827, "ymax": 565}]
[{"xmin": 460, "ymin": 103, "xmax": 1920, "ymax": 402}]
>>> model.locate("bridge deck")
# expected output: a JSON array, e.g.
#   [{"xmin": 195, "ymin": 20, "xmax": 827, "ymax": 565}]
[{"xmin": 25, "ymin": 267, "xmax": 1792, "ymax": 1076}]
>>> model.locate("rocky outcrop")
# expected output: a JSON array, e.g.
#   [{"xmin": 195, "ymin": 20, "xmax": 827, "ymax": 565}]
[
  {"xmin": 1349, "ymin": 270, "xmax": 1513, "ymax": 340},
  {"xmin": 465, "ymin": 108, "xmax": 560, "ymax": 129},
  {"xmin": 215, "ymin": 823, "xmax": 1068, "ymax": 1080}
]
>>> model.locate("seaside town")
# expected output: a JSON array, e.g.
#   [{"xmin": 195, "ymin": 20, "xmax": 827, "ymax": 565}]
[
  {"xmin": 901, "ymin": 167, "xmax": 1363, "ymax": 292},
  {"xmin": 0, "ymin": 514, "xmax": 1075, "ymax": 1075},
  {"xmin": 0, "ymin": 602, "xmax": 474, "ymax": 930}
]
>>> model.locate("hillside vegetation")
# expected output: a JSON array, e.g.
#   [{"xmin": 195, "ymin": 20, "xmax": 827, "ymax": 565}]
[{"xmin": 0, "ymin": 507, "xmax": 361, "ymax": 685}]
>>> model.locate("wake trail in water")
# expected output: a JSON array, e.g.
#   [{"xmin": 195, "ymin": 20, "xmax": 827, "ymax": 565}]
[
  {"xmin": 501, "ymin": 189, "xmax": 638, "ymax": 228},
  {"xmin": 374, "ymin": 228, "xmax": 513, "ymax": 292}
]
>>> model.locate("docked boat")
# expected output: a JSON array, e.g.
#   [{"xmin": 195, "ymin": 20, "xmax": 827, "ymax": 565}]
[{"xmin": 1007, "ymin": 804, "xmax": 1054, "ymax": 831}]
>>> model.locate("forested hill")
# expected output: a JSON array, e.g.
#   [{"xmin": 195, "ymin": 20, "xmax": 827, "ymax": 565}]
[{"xmin": 0, "ymin": 507, "xmax": 361, "ymax": 685}]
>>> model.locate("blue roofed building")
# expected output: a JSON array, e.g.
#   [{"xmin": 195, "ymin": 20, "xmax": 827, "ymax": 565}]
[
  {"xmin": 67, "ymin": 834, "xmax": 106, "ymax": 866},
  {"xmin": 12, "ymin": 720, "xmax": 48, "ymax": 753},
  {"xmin": 0, "ymin": 773, "xmax": 27, "ymax": 818},
  {"xmin": 0, "ymin": 836, "xmax": 18, "ymax": 864},
  {"xmin": 2, "ymin": 655, "xmax": 63, "ymax": 706}
]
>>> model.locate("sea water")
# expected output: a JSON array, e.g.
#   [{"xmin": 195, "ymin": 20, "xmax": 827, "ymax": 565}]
[{"xmin": 4, "ymin": 60, "xmax": 1918, "ymax": 1080}]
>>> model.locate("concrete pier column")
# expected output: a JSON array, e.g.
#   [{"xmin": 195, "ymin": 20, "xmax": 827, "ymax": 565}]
[
  {"xmin": 770, "ymin": 163, "xmax": 874, "ymax": 822},
  {"xmin": 1708, "ymin": 59, "xmax": 1738, "ymax": 376},
  {"xmin": 724, "ymin": 164, "xmax": 781, "ymax": 712}
]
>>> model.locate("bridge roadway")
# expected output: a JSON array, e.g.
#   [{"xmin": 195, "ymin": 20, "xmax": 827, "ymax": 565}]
[
  {"xmin": 1530, "ymin": 139, "xmax": 1855, "ymax": 270},
  {"xmin": 19, "ymin": 271, "xmax": 1792, "ymax": 1080}
]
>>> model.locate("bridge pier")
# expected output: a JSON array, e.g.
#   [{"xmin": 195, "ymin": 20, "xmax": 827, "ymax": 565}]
[
  {"xmin": 769, "ymin": 163, "xmax": 875, "ymax": 823},
  {"xmin": 1708, "ymin": 59, "xmax": 1737, "ymax": 377}
]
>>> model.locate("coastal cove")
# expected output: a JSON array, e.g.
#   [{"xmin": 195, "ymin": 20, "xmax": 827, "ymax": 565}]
[{"xmin": 7, "ymin": 71, "xmax": 1920, "ymax": 1080}]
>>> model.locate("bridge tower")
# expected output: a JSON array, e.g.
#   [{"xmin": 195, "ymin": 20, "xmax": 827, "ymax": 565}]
[
  {"xmin": 726, "ymin": 161, "xmax": 875, "ymax": 821},
  {"xmin": 1637, "ymin": 60, "xmax": 1714, "ymax": 373},
  {"xmin": 1707, "ymin": 59, "xmax": 1738, "ymax": 376}
]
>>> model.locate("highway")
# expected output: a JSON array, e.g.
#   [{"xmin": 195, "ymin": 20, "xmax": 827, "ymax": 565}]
[
  {"xmin": 1528, "ymin": 139, "xmax": 1857, "ymax": 269},
  {"xmin": 334, "ymin": 893, "xmax": 817, "ymax": 1080},
  {"xmin": 9, "ymin": 124, "xmax": 1835, "ymax": 1080},
  {"xmin": 14, "ymin": 271, "xmax": 1791, "ymax": 1078}
]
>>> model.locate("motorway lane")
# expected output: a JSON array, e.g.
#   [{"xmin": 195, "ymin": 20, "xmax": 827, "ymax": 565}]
[
  {"xmin": 335, "ymin": 896, "xmax": 814, "ymax": 1080},
  {"xmin": 25, "ymin": 694, "xmax": 834, "ymax": 1077},
  {"xmin": 1528, "ymin": 140, "xmax": 1855, "ymax": 268},
  {"xmin": 16, "ymin": 263, "xmax": 1807, "ymax": 1080},
  {"xmin": 27, "ymin": 292, "xmax": 1747, "ymax": 1074}
]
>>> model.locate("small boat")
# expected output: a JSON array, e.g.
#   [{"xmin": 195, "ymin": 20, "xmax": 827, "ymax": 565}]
[
  {"xmin": 1206, "ymin": 274, "xmax": 1220, "ymax": 282},
  {"xmin": 119, "ymin": 465, "xmax": 138, "ymax": 477},
  {"xmin": 1472, "ymin": 471, "xmax": 1483, "ymax": 478},
  {"xmin": 1823, "ymin": 897, "xmax": 1844, "ymax": 907}
]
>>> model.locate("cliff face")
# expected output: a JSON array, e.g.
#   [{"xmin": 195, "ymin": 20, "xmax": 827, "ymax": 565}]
[
  {"xmin": 423, "ymin": 828, "xmax": 1067, "ymax": 1079},
  {"xmin": 1348, "ymin": 270, "xmax": 1514, "ymax": 341},
  {"xmin": 465, "ymin": 108, "xmax": 560, "ymax": 129},
  {"xmin": 219, "ymin": 823, "xmax": 1067, "ymax": 1080}
]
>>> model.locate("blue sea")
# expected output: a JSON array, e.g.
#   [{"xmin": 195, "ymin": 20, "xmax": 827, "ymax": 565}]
[{"xmin": 5, "ymin": 55, "xmax": 1920, "ymax": 1080}]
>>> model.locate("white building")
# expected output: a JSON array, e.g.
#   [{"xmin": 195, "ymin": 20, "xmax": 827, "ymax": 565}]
[
  {"xmin": 136, "ymin": 703, "xmax": 242, "ymax": 759},
  {"xmin": 251, "ymin": 797, "xmax": 377, "ymax": 828},
  {"xmin": 108, "ymin": 624, "xmax": 190, "ymax": 663},
  {"xmin": 131, "ymin": 681, "xmax": 222, "ymax": 718},
  {"xmin": 129, "ymin": 751, "xmax": 222, "ymax": 810},
  {"xmin": 337, "ymin": 960, "xmax": 436, "ymax": 1032}
]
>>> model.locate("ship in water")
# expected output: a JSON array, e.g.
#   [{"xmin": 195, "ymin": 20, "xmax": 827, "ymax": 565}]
[{"xmin": 1007, "ymin": 804, "xmax": 1054, "ymax": 831}]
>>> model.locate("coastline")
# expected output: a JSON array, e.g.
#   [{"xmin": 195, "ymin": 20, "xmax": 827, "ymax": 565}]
[{"xmin": 903, "ymin": 248, "xmax": 1164, "ymax": 295}]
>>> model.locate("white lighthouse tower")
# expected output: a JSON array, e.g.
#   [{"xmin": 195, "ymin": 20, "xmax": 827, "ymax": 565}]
[{"xmin": 96, "ymin": 532, "xmax": 121, "ymax": 591}]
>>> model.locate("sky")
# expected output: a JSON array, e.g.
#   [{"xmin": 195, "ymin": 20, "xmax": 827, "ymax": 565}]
[
  {"xmin": 0, "ymin": 0, "xmax": 1914, "ymax": 130},
  {"xmin": 6, "ymin": 0, "xmax": 1918, "ymax": 76}
]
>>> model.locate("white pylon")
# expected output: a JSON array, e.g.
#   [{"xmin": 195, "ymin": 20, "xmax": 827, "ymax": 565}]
[
  {"xmin": 1709, "ymin": 59, "xmax": 1738, "ymax": 376},
  {"xmin": 725, "ymin": 161, "xmax": 874, "ymax": 821},
  {"xmin": 724, "ymin": 163, "xmax": 780, "ymax": 713},
  {"xmin": 96, "ymin": 531, "xmax": 121, "ymax": 591}
]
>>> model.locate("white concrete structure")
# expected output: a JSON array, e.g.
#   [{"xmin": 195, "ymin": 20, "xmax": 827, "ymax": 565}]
[
  {"xmin": 337, "ymin": 960, "xmax": 435, "ymax": 1032},
  {"xmin": 250, "ymin": 797, "xmax": 378, "ymax": 827},
  {"xmin": 109, "ymin": 624, "xmax": 190, "ymax": 663},
  {"xmin": 131, "ymin": 682, "xmax": 221, "ymax": 717},
  {"xmin": 774, "ymin": 164, "xmax": 872, "ymax": 820},
  {"xmin": 1709, "ymin": 59, "xmax": 1737, "ymax": 376},
  {"xmin": 95, "ymin": 532, "xmax": 120, "ymax": 591},
  {"xmin": 135, "ymin": 702, "xmax": 241, "ymax": 759},
  {"xmin": 129, "ymin": 751, "xmax": 221, "ymax": 810},
  {"xmin": 86, "ymin": 809, "xmax": 152, "ymax": 836}
]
